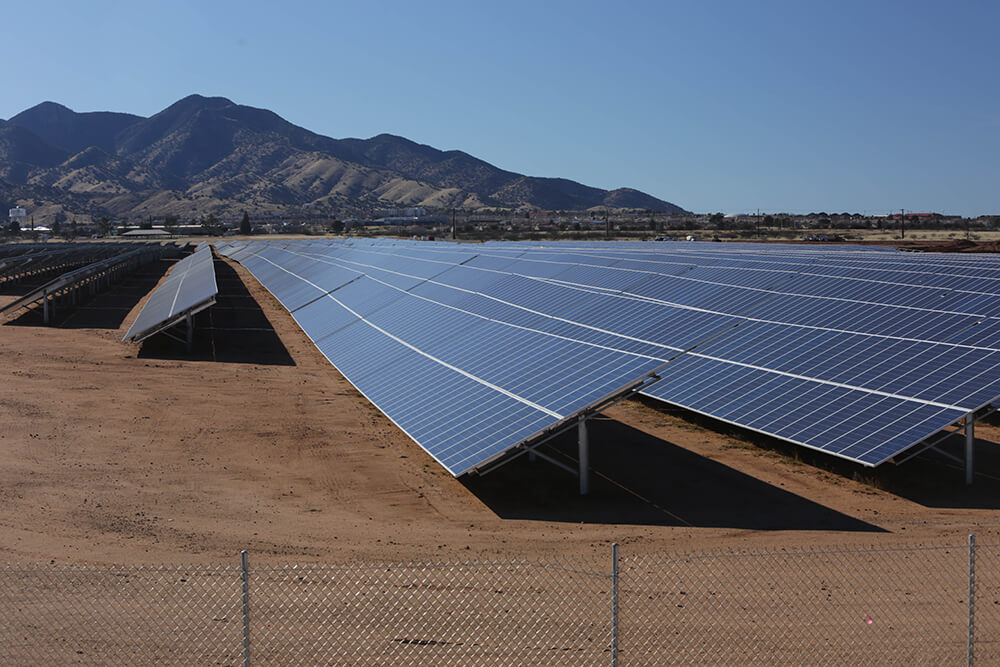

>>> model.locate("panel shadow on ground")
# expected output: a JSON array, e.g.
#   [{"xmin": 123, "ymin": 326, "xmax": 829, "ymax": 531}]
[
  {"xmin": 463, "ymin": 417, "xmax": 884, "ymax": 532},
  {"xmin": 876, "ymin": 433, "xmax": 1000, "ymax": 510},
  {"xmin": 633, "ymin": 396, "xmax": 1000, "ymax": 511},
  {"xmin": 136, "ymin": 258, "xmax": 294, "ymax": 365}
]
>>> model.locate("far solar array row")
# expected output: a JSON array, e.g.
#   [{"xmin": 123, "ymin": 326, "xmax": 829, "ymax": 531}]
[
  {"xmin": 123, "ymin": 243, "xmax": 218, "ymax": 343},
  {"xmin": 1, "ymin": 242, "xmax": 164, "ymax": 286},
  {"xmin": 216, "ymin": 238, "xmax": 1000, "ymax": 475}
]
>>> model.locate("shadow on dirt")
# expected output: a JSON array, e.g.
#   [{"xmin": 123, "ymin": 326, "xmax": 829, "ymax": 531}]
[
  {"xmin": 875, "ymin": 433, "xmax": 1000, "ymax": 510},
  {"xmin": 624, "ymin": 397, "xmax": 1000, "ymax": 512},
  {"xmin": 464, "ymin": 415, "xmax": 885, "ymax": 531},
  {"xmin": 136, "ymin": 257, "xmax": 294, "ymax": 366}
]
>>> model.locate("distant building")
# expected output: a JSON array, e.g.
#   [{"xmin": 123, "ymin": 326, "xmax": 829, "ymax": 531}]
[
  {"xmin": 121, "ymin": 228, "xmax": 172, "ymax": 238},
  {"xmin": 376, "ymin": 207, "xmax": 427, "ymax": 218},
  {"xmin": 375, "ymin": 215, "xmax": 448, "ymax": 225}
]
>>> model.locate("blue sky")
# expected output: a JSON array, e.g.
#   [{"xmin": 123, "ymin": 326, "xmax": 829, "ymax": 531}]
[{"xmin": 4, "ymin": 0, "xmax": 997, "ymax": 216}]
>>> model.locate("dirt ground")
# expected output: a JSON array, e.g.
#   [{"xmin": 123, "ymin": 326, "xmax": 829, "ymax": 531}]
[{"xmin": 1, "ymin": 253, "xmax": 999, "ymax": 567}]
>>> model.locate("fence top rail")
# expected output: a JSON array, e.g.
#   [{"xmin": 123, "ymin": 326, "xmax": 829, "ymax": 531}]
[
  {"xmin": 1, "ymin": 538, "xmax": 996, "ymax": 572},
  {"xmin": 0, "ymin": 556, "xmax": 613, "ymax": 576},
  {"xmin": 625, "ymin": 539, "xmax": 996, "ymax": 565}
]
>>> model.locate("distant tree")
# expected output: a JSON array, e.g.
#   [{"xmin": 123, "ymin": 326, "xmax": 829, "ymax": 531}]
[
  {"xmin": 53, "ymin": 211, "xmax": 67, "ymax": 233},
  {"xmin": 201, "ymin": 214, "xmax": 223, "ymax": 236},
  {"xmin": 330, "ymin": 220, "xmax": 344, "ymax": 234},
  {"xmin": 709, "ymin": 212, "xmax": 725, "ymax": 227},
  {"xmin": 98, "ymin": 217, "xmax": 112, "ymax": 236},
  {"xmin": 239, "ymin": 211, "xmax": 251, "ymax": 235},
  {"xmin": 164, "ymin": 216, "xmax": 179, "ymax": 234},
  {"xmin": 763, "ymin": 215, "xmax": 775, "ymax": 227},
  {"xmin": 70, "ymin": 220, "xmax": 78, "ymax": 239},
  {"xmin": 140, "ymin": 216, "xmax": 154, "ymax": 230},
  {"xmin": 7, "ymin": 220, "xmax": 20, "ymax": 234}
]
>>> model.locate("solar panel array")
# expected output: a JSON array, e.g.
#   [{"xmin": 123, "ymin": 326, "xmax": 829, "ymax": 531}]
[
  {"xmin": 217, "ymin": 238, "xmax": 1000, "ymax": 476},
  {"xmin": 1, "ymin": 243, "xmax": 172, "ymax": 323},
  {"xmin": 123, "ymin": 243, "xmax": 218, "ymax": 343},
  {"xmin": 1, "ymin": 242, "xmax": 164, "ymax": 287}
]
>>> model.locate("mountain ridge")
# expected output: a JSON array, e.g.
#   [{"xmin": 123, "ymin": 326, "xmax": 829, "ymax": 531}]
[{"xmin": 1, "ymin": 95, "xmax": 687, "ymax": 220}]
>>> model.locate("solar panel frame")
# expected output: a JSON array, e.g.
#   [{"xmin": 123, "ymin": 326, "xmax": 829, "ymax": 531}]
[
  {"xmin": 122, "ymin": 243, "xmax": 218, "ymax": 344},
  {"xmin": 220, "ymin": 238, "xmax": 1000, "ymax": 475}
]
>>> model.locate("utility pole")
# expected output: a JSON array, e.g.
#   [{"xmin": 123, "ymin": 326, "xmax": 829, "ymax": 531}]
[
  {"xmin": 900, "ymin": 208, "xmax": 905, "ymax": 240},
  {"xmin": 605, "ymin": 209, "xmax": 610, "ymax": 239}
]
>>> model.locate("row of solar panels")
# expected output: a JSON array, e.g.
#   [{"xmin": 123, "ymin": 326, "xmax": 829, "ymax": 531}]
[
  {"xmin": 123, "ymin": 243, "xmax": 218, "ymax": 344},
  {"xmin": 0, "ymin": 242, "xmax": 164, "ymax": 286},
  {"xmin": 214, "ymin": 238, "xmax": 1000, "ymax": 477},
  {"xmin": 0, "ymin": 243, "xmax": 172, "ymax": 322}
]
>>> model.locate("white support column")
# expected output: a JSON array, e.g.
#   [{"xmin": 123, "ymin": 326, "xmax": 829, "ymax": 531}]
[
  {"xmin": 578, "ymin": 416, "xmax": 590, "ymax": 495},
  {"xmin": 966, "ymin": 416, "xmax": 975, "ymax": 486}
]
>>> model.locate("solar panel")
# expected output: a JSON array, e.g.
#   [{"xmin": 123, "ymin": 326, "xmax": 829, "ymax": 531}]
[
  {"xmin": 123, "ymin": 243, "xmax": 218, "ymax": 344},
  {"xmin": 218, "ymin": 242, "xmax": 664, "ymax": 475},
  {"xmin": 0, "ymin": 242, "xmax": 162, "ymax": 287},
  {"xmin": 219, "ymin": 238, "xmax": 1000, "ymax": 475}
]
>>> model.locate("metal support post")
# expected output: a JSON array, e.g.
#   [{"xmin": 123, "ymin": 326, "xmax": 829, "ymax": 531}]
[
  {"xmin": 969, "ymin": 534, "xmax": 976, "ymax": 667},
  {"xmin": 43, "ymin": 291, "xmax": 49, "ymax": 324},
  {"xmin": 966, "ymin": 417, "xmax": 975, "ymax": 486},
  {"xmin": 578, "ymin": 416, "xmax": 589, "ymax": 495},
  {"xmin": 241, "ymin": 550, "xmax": 251, "ymax": 667},
  {"xmin": 186, "ymin": 312, "xmax": 193, "ymax": 353},
  {"xmin": 612, "ymin": 542, "xmax": 619, "ymax": 666}
]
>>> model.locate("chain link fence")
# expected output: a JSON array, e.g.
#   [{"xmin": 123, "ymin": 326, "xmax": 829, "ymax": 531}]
[{"xmin": 1, "ymin": 538, "xmax": 996, "ymax": 665}]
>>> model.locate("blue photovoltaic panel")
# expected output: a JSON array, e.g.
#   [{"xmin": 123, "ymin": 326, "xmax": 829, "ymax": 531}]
[
  {"xmin": 123, "ymin": 243, "xmax": 218, "ymax": 343},
  {"xmin": 220, "ymin": 238, "xmax": 1000, "ymax": 473},
  {"xmin": 221, "ymin": 239, "xmax": 664, "ymax": 475}
]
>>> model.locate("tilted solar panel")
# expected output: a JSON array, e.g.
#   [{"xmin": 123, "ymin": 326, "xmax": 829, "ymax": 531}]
[
  {"xmin": 123, "ymin": 243, "xmax": 218, "ymax": 344},
  {"xmin": 219, "ymin": 238, "xmax": 1000, "ymax": 475}
]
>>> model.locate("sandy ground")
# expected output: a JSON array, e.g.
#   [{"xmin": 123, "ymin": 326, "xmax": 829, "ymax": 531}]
[{"xmin": 1, "ymin": 253, "xmax": 999, "ymax": 567}]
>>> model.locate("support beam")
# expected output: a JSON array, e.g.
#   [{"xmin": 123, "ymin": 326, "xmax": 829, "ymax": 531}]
[
  {"xmin": 966, "ymin": 417, "xmax": 975, "ymax": 486},
  {"xmin": 185, "ymin": 312, "xmax": 194, "ymax": 353},
  {"xmin": 578, "ymin": 416, "xmax": 589, "ymax": 495}
]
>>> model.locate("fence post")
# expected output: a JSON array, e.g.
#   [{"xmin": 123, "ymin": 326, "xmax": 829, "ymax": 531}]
[
  {"xmin": 612, "ymin": 542, "xmax": 619, "ymax": 666},
  {"xmin": 968, "ymin": 534, "xmax": 976, "ymax": 667},
  {"xmin": 241, "ymin": 550, "xmax": 251, "ymax": 667}
]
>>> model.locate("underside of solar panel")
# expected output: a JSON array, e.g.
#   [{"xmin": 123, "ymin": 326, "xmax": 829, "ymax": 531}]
[{"xmin": 216, "ymin": 238, "xmax": 1000, "ymax": 477}]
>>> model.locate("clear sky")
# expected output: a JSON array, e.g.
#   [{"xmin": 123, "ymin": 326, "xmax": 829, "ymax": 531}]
[{"xmin": 3, "ymin": 0, "xmax": 998, "ymax": 216}]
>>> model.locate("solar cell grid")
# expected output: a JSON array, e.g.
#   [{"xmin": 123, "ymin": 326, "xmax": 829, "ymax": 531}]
[
  {"xmin": 219, "ymin": 238, "xmax": 1000, "ymax": 474},
  {"xmin": 123, "ymin": 243, "xmax": 218, "ymax": 344}
]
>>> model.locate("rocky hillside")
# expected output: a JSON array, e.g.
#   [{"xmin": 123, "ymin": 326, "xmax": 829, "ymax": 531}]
[{"xmin": 1, "ymin": 95, "xmax": 687, "ymax": 221}]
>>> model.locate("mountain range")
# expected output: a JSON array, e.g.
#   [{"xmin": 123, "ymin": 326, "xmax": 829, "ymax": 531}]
[{"xmin": 0, "ymin": 95, "xmax": 686, "ymax": 222}]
